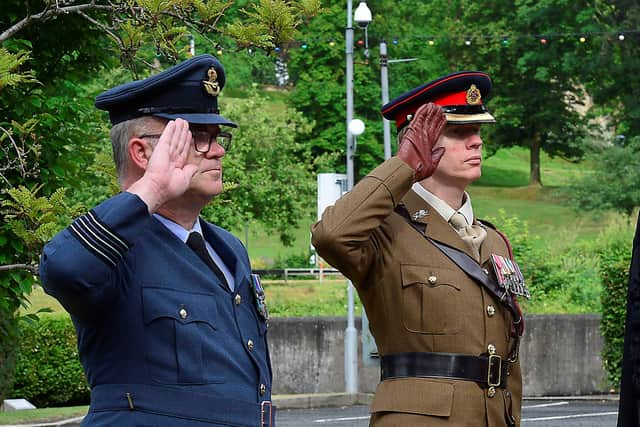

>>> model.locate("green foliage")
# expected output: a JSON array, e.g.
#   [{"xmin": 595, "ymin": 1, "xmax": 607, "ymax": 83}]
[
  {"xmin": 265, "ymin": 279, "xmax": 362, "ymax": 318},
  {"xmin": 567, "ymin": 136, "xmax": 640, "ymax": 215},
  {"xmin": 0, "ymin": 47, "xmax": 37, "ymax": 89},
  {"xmin": 272, "ymin": 250, "xmax": 314, "ymax": 269},
  {"xmin": 598, "ymin": 216, "xmax": 635, "ymax": 389},
  {"xmin": 0, "ymin": 313, "xmax": 18, "ymax": 402},
  {"xmin": 484, "ymin": 210, "xmax": 602, "ymax": 314},
  {"xmin": 2, "ymin": 186, "xmax": 82, "ymax": 262},
  {"xmin": 12, "ymin": 316, "xmax": 89, "ymax": 407},
  {"xmin": 202, "ymin": 91, "xmax": 315, "ymax": 245}
]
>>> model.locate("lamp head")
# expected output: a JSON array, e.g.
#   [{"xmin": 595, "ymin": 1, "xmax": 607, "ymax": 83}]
[{"xmin": 354, "ymin": 1, "xmax": 372, "ymax": 28}]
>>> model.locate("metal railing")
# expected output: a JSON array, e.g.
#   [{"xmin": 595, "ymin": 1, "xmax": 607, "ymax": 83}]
[{"xmin": 252, "ymin": 267, "xmax": 343, "ymax": 283}]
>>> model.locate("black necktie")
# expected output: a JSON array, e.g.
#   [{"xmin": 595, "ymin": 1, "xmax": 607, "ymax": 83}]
[{"xmin": 186, "ymin": 232, "xmax": 230, "ymax": 291}]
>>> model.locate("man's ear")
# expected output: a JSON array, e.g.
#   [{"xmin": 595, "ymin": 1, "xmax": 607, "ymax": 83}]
[{"xmin": 128, "ymin": 138, "xmax": 153, "ymax": 170}]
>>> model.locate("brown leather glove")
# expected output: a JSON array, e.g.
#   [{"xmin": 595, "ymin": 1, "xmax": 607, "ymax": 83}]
[{"xmin": 397, "ymin": 103, "xmax": 447, "ymax": 181}]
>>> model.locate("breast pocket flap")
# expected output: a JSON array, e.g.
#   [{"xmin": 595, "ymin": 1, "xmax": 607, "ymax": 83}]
[
  {"xmin": 401, "ymin": 264, "xmax": 460, "ymax": 290},
  {"xmin": 142, "ymin": 287, "xmax": 217, "ymax": 330}
]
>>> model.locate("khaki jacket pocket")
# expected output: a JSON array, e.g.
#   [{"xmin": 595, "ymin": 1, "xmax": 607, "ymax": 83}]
[
  {"xmin": 401, "ymin": 264, "xmax": 462, "ymax": 334},
  {"xmin": 370, "ymin": 378, "xmax": 454, "ymax": 417}
]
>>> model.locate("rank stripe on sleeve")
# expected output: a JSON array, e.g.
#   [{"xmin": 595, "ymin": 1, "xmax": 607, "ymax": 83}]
[{"xmin": 68, "ymin": 210, "xmax": 131, "ymax": 267}]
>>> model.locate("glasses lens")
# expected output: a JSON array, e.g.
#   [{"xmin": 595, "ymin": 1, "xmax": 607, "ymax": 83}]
[
  {"xmin": 216, "ymin": 132, "xmax": 232, "ymax": 151},
  {"xmin": 193, "ymin": 131, "xmax": 211, "ymax": 153}
]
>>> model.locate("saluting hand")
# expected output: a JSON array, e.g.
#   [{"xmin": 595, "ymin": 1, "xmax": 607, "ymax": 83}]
[
  {"xmin": 128, "ymin": 119, "xmax": 198, "ymax": 212},
  {"xmin": 397, "ymin": 103, "xmax": 447, "ymax": 182}
]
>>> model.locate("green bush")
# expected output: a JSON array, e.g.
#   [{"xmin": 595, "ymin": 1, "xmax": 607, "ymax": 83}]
[
  {"xmin": 0, "ymin": 308, "xmax": 19, "ymax": 401},
  {"xmin": 598, "ymin": 217, "xmax": 635, "ymax": 390},
  {"xmin": 12, "ymin": 315, "xmax": 89, "ymax": 407},
  {"xmin": 483, "ymin": 210, "xmax": 606, "ymax": 314}
]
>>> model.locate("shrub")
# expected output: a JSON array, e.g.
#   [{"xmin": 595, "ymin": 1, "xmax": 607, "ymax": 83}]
[
  {"xmin": 485, "ymin": 210, "xmax": 603, "ymax": 314},
  {"xmin": 598, "ymin": 216, "xmax": 636, "ymax": 390},
  {"xmin": 0, "ymin": 310, "xmax": 19, "ymax": 401},
  {"xmin": 12, "ymin": 315, "xmax": 89, "ymax": 407},
  {"xmin": 273, "ymin": 250, "xmax": 314, "ymax": 269}
]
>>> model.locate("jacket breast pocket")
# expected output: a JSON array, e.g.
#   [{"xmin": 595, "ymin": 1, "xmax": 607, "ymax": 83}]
[
  {"xmin": 142, "ymin": 287, "xmax": 224, "ymax": 385},
  {"xmin": 400, "ymin": 264, "xmax": 462, "ymax": 335}
]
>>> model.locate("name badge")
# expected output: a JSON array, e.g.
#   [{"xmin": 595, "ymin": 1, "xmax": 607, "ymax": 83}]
[{"xmin": 250, "ymin": 273, "xmax": 270, "ymax": 320}]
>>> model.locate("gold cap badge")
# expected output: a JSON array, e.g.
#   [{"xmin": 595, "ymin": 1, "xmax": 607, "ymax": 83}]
[
  {"xmin": 466, "ymin": 84, "xmax": 482, "ymax": 105},
  {"xmin": 202, "ymin": 67, "xmax": 220, "ymax": 96}
]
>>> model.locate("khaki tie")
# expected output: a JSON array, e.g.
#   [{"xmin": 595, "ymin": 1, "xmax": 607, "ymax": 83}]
[{"xmin": 449, "ymin": 212, "xmax": 487, "ymax": 261}]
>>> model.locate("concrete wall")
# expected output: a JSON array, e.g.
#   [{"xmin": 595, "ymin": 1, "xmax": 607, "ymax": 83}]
[{"xmin": 268, "ymin": 314, "xmax": 608, "ymax": 396}]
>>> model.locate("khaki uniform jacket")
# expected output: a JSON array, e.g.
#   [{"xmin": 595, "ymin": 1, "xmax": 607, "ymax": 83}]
[{"xmin": 311, "ymin": 157, "xmax": 523, "ymax": 427}]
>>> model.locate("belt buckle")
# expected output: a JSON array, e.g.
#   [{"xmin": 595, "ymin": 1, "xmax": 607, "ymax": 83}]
[
  {"xmin": 261, "ymin": 400, "xmax": 272, "ymax": 427},
  {"xmin": 487, "ymin": 354, "xmax": 502, "ymax": 387}
]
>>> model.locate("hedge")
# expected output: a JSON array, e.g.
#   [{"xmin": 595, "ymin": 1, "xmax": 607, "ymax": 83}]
[
  {"xmin": 11, "ymin": 315, "xmax": 89, "ymax": 407},
  {"xmin": 599, "ymin": 216, "xmax": 636, "ymax": 389},
  {"xmin": 0, "ymin": 308, "xmax": 18, "ymax": 402}
]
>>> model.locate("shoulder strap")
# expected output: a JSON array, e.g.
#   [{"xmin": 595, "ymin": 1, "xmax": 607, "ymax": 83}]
[{"xmin": 394, "ymin": 205, "xmax": 522, "ymax": 326}]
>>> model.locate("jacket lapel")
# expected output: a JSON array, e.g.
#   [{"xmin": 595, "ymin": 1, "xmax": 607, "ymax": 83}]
[
  {"xmin": 201, "ymin": 221, "xmax": 250, "ymax": 291},
  {"xmin": 401, "ymin": 190, "xmax": 474, "ymax": 258}
]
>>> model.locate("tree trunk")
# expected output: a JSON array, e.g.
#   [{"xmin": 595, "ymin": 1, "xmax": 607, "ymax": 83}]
[{"xmin": 529, "ymin": 136, "xmax": 542, "ymax": 186}]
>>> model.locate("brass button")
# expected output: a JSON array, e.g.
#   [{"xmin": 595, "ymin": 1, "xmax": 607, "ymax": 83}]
[
  {"xmin": 487, "ymin": 386, "xmax": 496, "ymax": 398},
  {"xmin": 482, "ymin": 268, "xmax": 489, "ymax": 275},
  {"xmin": 234, "ymin": 294, "xmax": 242, "ymax": 305},
  {"xmin": 259, "ymin": 383, "xmax": 266, "ymax": 395},
  {"xmin": 179, "ymin": 308, "xmax": 188, "ymax": 319},
  {"xmin": 487, "ymin": 344, "xmax": 496, "ymax": 355},
  {"xmin": 247, "ymin": 339, "xmax": 254, "ymax": 351},
  {"xmin": 428, "ymin": 275, "xmax": 437, "ymax": 284},
  {"xmin": 487, "ymin": 305, "xmax": 496, "ymax": 317}
]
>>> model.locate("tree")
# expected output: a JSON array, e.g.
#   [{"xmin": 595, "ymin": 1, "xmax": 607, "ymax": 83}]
[
  {"xmin": 203, "ymin": 92, "xmax": 314, "ymax": 246},
  {"xmin": 436, "ymin": 0, "xmax": 595, "ymax": 186},
  {"xmin": 568, "ymin": 136, "xmax": 640, "ymax": 216},
  {"xmin": 287, "ymin": 1, "xmax": 450, "ymax": 178}
]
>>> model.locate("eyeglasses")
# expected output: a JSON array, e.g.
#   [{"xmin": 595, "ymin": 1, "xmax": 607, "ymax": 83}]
[{"xmin": 139, "ymin": 130, "xmax": 233, "ymax": 153}]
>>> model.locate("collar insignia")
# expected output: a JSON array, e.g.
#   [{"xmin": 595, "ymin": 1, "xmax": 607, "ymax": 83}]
[
  {"xmin": 466, "ymin": 84, "xmax": 482, "ymax": 105},
  {"xmin": 412, "ymin": 209, "xmax": 429, "ymax": 221},
  {"xmin": 202, "ymin": 67, "xmax": 220, "ymax": 97}
]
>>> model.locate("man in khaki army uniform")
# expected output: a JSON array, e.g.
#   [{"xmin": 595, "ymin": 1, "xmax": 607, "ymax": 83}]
[{"xmin": 312, "ymin": 71, "xmax": 526, "ymax": 426}]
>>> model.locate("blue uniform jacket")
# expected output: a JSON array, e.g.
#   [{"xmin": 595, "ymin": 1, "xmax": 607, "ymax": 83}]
[{"xmin": 39, "ymin": 192, "xmax": 274, "ymax": 427}]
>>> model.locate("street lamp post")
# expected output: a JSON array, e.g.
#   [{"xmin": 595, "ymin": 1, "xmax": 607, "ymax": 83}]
[
  {"xmin": 379, "ymin": 40, "xmax": 418, "ymax": 159},
  {"xmin": 344, "ymin": 0, "xmax": 371, "ymax": 394}
]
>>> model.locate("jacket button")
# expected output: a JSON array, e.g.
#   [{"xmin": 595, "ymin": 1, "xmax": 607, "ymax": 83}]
[
  {"xmin": 179, "ymin": 308, "xmax": 188, "ymax": 319},
  {"xmin": 259, "ymin": 383, "xmax": 266, "ymax": 396},
  {"xmin": 487, "ymin": 386, "xmax": 496, "ymax": 398},
  {"xmin": 247, "ymin": 339, "xmax": 254, "ymax": 351},
  {"xmin": 487, "ymin": 305, "xmax": 496, "ymax": 317},
  {"xmin": 487, "ymin": 344, "xmax": 496, "ymax": 355},
  {"xmin": 482, "ymin": 268, "xmax": 489, "ymax": 275},
  {"xmin": 428, "ymin": 275, "xmax": 437, "ymax": 284},
  {"xmin": 234, "ymin": 294, "xmax": 242, "ymax": 305}
]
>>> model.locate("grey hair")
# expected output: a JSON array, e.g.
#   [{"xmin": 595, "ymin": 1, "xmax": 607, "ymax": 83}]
[{"xmin": 110, "ymin": 116, "xmax": 164, "ymax": 185}]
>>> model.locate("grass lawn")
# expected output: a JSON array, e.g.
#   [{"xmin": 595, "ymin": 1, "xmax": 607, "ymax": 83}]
[{"xmin": 0, "ymin": 405, "xmax": 87, "ymax": 425}]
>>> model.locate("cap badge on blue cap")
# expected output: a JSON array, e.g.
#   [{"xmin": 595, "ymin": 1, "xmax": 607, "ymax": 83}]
[
  {"xmin": 203, "ymin": 67, "xmax": 221, "ymax": 96},
  {"xmin": 466, "ymin": 84, "xmax": 482, "ymax": 105}
]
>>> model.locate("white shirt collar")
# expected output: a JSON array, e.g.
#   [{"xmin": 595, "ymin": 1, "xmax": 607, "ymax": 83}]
[
  {"xmin": 411, "ymin": 183, "xmax": 475, "ymax": 225},
  {"xmin": 153, "ymin": 214, "xmax": 202, "ymax": 243}
]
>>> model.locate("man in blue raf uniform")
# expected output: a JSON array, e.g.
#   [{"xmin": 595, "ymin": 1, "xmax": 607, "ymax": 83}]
[{"xmin": 39, "ymin": 54, "xmax": 274, "ymax": 427}]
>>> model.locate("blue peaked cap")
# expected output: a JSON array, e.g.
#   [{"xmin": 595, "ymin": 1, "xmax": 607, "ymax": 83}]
[{"xmin": 95, "ymin": 54, "xmax": 237, "ymax": 127}]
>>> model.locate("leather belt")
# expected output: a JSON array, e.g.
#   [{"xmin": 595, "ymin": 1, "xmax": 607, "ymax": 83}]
[{"xmin": 380, "ymin": 352, "xmax": 510, "ymax": 388}]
